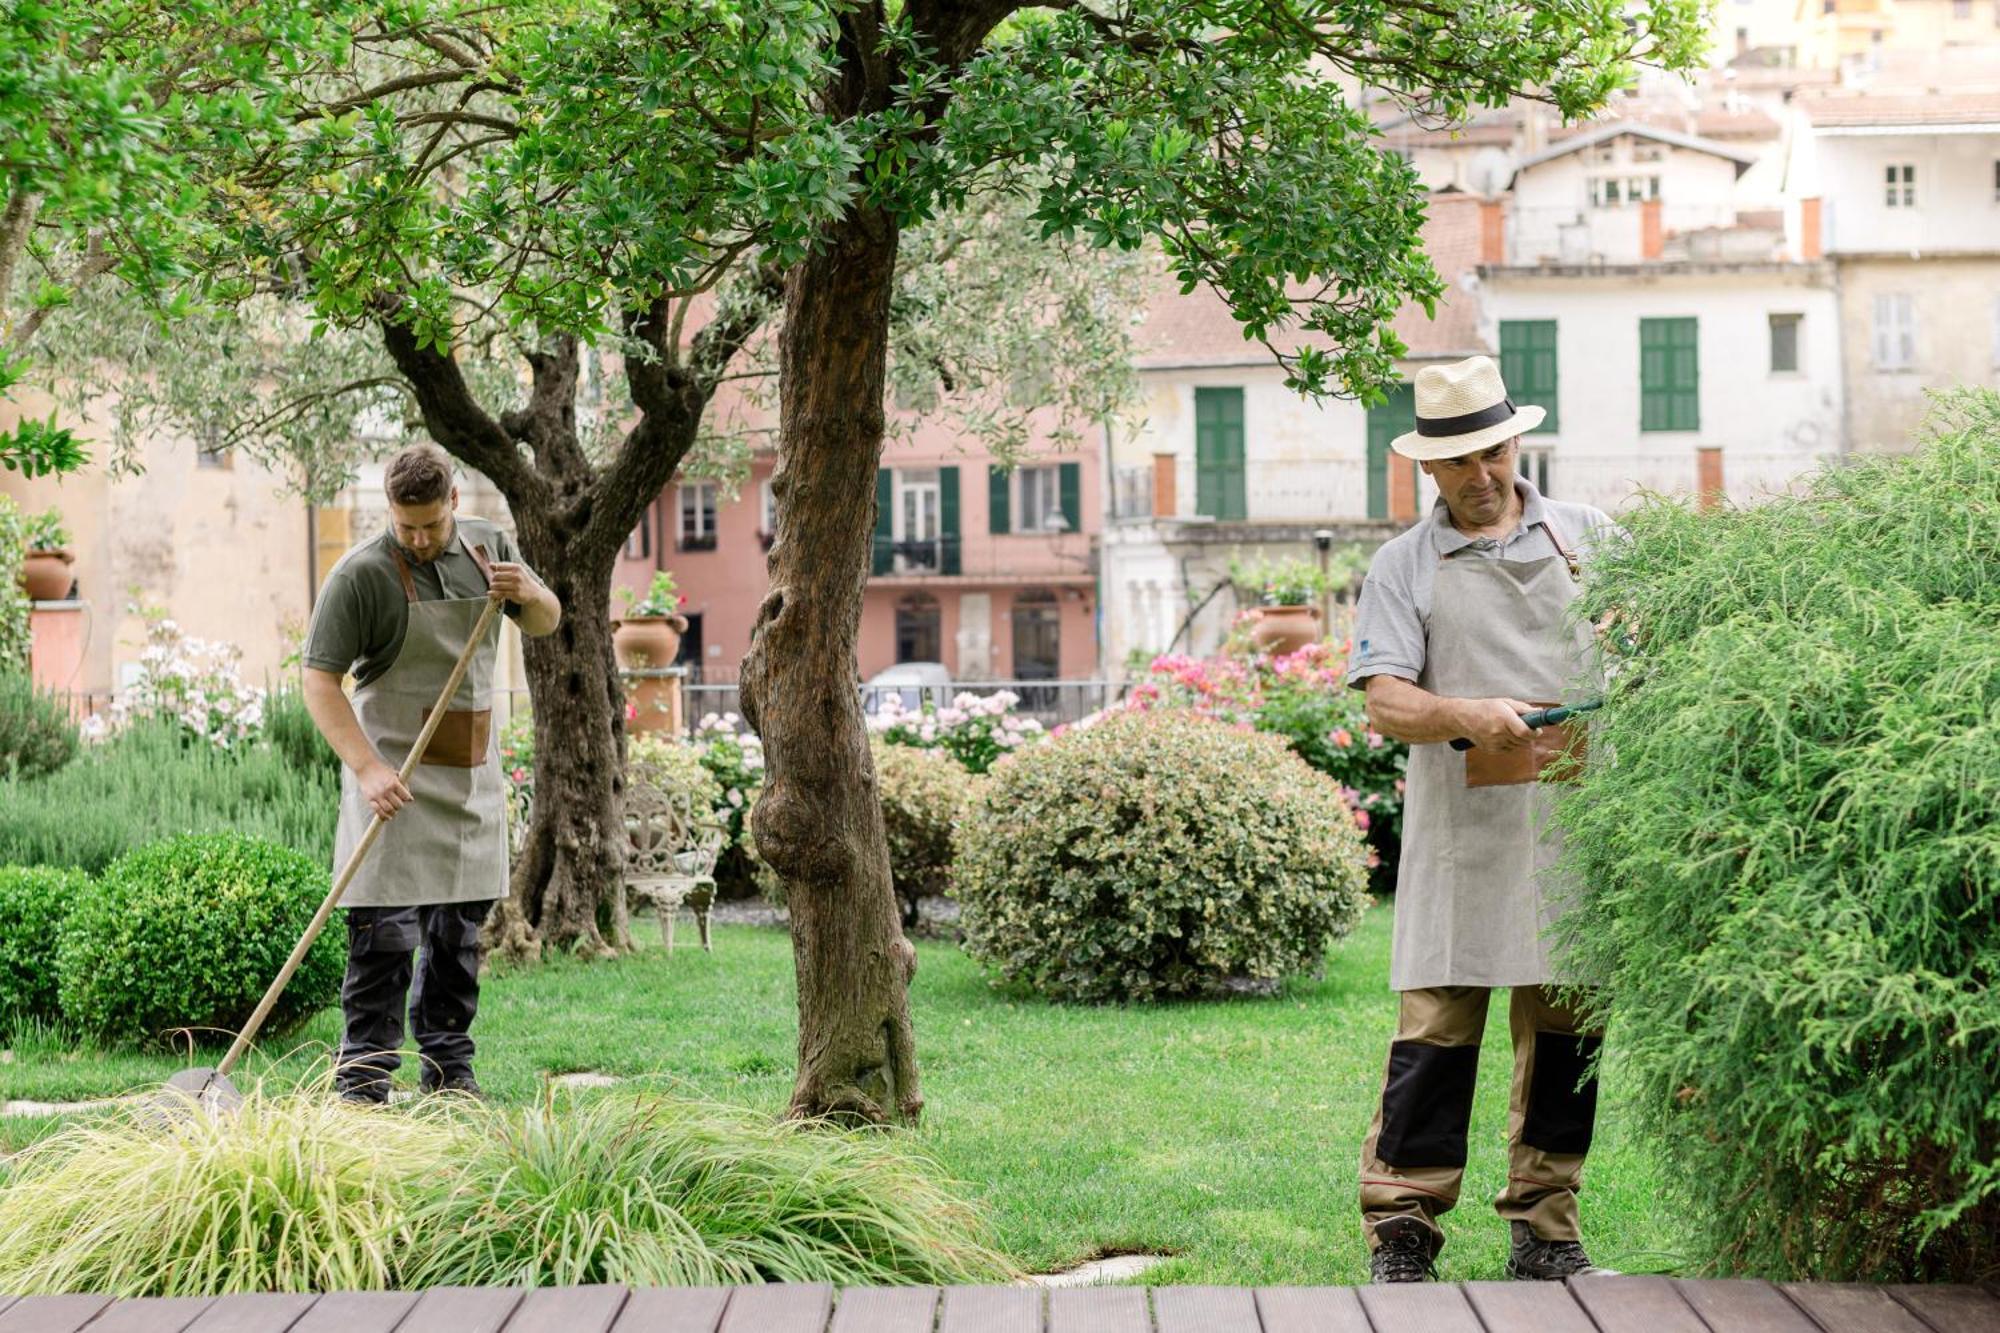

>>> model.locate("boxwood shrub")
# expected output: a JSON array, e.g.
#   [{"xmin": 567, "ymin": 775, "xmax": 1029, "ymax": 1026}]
[
  {"xmin": 955, "ymin": 708, "xmax": 1370, "ymax": 1002},
  {"xmin": 55, "ymin": 832, "xmax": 343, "ymax": 1048},
  {"xmin": 0, "ymin": 866, "xmax": 92, "ymax": 1038},
  {"xmin": 1555, "ymin": 389, "xmax": 2000, "ymax": 1281}
]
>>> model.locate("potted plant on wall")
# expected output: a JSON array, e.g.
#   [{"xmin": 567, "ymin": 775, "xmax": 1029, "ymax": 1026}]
[
  {"xmin": 612, "ymin": 570, "xmax": 689, "ymax": 670},
  {"xmin": 20, "ymin": 509, "xmax": 75, "ymax": 602},
  {"xmin": 1232, "ymin": 555, "xmax": 1328, "ymax": 656}
]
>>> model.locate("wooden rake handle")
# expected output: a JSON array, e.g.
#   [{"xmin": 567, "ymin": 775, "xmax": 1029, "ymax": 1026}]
[{"xmin": 216, "ymin": 595, "xmax": 504, "ymax": 1080}]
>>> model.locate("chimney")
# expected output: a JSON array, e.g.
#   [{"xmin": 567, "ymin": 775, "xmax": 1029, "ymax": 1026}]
[
  {"xmin": 1480, "ymin": 199, "xmax": 1507, "ymax": 265},
  {"xmin": 1800, "ymin": 196, "xmax": 1823, "ymax": 261},
  {"xmin": 1697, "ymin": 447, "xmax": 1724, "ymax": 511},
  {"xmin": 1641, "ymin": 197, "xmax": 1664, "ymax": 260},
  {"xmin": 1151, "ymin": 452, "xmax": 1177, "ymax": 519}
]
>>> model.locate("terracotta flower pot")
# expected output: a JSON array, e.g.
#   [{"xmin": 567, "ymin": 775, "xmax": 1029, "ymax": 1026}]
[
  {"xmin": 1249, "ymin": 604, "xmax": 1321, "ymax": 656},
  {"xmin": 21, "ymin": 549, "xmax": 74, "ymax": 601},
  {"xmin": 613, "ymin": 614, "xmax": 687, "ymax": 671}
]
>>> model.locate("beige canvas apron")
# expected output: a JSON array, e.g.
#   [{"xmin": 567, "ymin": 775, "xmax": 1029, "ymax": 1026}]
[
  {"xmin": 333, "ymin": 531, "xmax": 508, "ymax": 909},
  {"xmin": 1389, "ymin": 519, "xmax": 1597, "ymax": 991}
]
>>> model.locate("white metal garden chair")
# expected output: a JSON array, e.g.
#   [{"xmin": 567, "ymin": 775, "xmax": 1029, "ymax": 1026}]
[{"xmin": 623, "ymin": 780, "xmax": 726, "ymax": 953}]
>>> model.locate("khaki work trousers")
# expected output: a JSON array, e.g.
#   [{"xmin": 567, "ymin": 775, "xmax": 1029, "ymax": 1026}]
[{"xmin": 1358, "ymin": 985, "xmax": 1603, "ymax": 1251}]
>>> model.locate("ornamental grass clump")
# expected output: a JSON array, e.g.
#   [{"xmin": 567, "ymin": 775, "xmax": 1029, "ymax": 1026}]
[
  {"xmin": 1555, "ymin": 388, "xmax": 2000, "ymax": 1282},
  {"xmin": 407, "ymin": 1094, "xmax": 1013, "ymax": 1288},
  {"xmin": 955, "ymin": 708, "xmax": 1370, "ymax": 1002}
]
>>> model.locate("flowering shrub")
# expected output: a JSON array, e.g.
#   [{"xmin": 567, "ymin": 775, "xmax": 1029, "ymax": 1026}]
[
  {"xmin": 868, "ymin": 690, "xmax": 1046, "ymax": 775},
  {"xmin": 1091, "ymin": 643, "xmax": 1407, "ymax": 887},
  {"xmin": 627, "ymin": 733, "xmax": 724, "ymax": 813},
  {"xmin": 956, "ymin": 709, "xmax": 1371, "ymax": 1002},
  {"xmin": 693, "ymin": 712, "xmax": 764, "ymax": 851},
  {"xmin": 86, "ymin": 610, "xmax": 265, "ymax": 749},
  {"xmin": 499, "ymin": 708, "xmax": 535, "ymax": 839}
]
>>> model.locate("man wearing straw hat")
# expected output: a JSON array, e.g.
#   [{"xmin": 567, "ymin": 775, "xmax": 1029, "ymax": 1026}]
[
  {"xmin": 303, "ymin": 443, "xmax": 561, "ymax": 1103},
  {"xmin": 1345, "ymin": 355, "xmax": 1620, "ymax": 1283}
]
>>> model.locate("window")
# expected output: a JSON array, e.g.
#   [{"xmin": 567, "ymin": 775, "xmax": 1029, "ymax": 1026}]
[
  {"xmin": 1499, "ymin": 320, "xmax": 1559, "ymax": 433},
  {"xmin": 1016, "ymin": 466, "xmax": 1067, "ymax": 532},
  {"xmin": 1639, "ymin": 317, "xmax": 1700, "ymax": 432},
  {"xmin": 1768, "ymin": 313, "xmax": 1802, "ymax": 374},
  {"xmin": 1993, "ymin": 160, "xmax": 1999, "ymax": 203},
  {"xmin": 1589, "ymin": 176, "xmax": 1659, "ymax": 207},
  {"xmin": 196, "ymin": 447, "xmax": 232, "ymax": 470},
  {"xmin": 894, "ymin": 593, "xmax": 941, "ymax": 664},
  {"xmin": 759, "ymin": 478, "xmax": 777, "ymax": 548},
  {"xmin": 1632, "ymin": 143, "xmax": 1665, "ymax": 164},
  {"xmin": 1194, "ymin": 387, "xmax": 1247, "ymax": 520},
  {"xmin": 623, "ymin": 512, "xmax": 651, "ymax": 561},
  {"xmin": 895, "ymin": 468, "xmax": 941, "ymax": 543},
  {"xmin": 1010, "ymin": 589, "xmax": 1062, "ymax": 708},
  {"xmin": 1884, "ymin": 163, "xmax": 1915, "ymax": 208},
  {"xmin": 1872, "ymin": 294, "xmax": 1916, "ymax": 370},
  {"xmin": 678, "ymin": 481, "xmax": 717, "ymax": 551},
  {"xmin": 1364, "ymin": 383, "xmax": 1416, "ymax": 521},
  {"xmin": 1518, "ymin": 447, "xmax": 1554, "ymax": 497}
]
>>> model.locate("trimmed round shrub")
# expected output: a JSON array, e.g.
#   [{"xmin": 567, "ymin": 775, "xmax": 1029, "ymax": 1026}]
[
  {"xmin": 955, "ymin": 708, "xmax": 1370, "ymax": 1002},
  {"xmin": 0, "ymin": 671, "xmax": 79, "ymax": 780},
  {"xmin": 1556, "ymin": 391, "xmax": 2000, "ymax": 1282},
  {"xmin": 55, "ymin": 832, "xmax": 343, "ymax": 1048},
  {"xmin": 0, "ymin": 866, "xmax": 92, "ymax": 1037}
]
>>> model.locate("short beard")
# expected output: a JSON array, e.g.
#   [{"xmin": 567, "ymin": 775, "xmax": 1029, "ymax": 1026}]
[{"xmin": 392, "ymin": 516, "xmax": 456, "ymax": 565}]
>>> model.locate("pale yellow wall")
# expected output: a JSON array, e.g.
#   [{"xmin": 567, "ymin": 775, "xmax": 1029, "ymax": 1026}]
[{"xmin": 1837, "ymin": 254, "xmax": 2000, "ymax": 452}]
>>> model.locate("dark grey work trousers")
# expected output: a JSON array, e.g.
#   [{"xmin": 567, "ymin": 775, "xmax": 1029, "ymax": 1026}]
[{"xmin": 335, "ymin": 899, "xmax": 494, "ymax": 1093}]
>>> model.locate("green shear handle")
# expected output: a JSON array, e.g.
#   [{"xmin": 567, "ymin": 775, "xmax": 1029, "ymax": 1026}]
[{"xmin": 1448, "ymin": 697, "xmax": 1604, "ymax": 752}]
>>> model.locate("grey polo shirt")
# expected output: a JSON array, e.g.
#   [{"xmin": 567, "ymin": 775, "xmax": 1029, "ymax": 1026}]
[
  {"xmin": 1345, "ymin": 479, "xmax": 1620, "ymax": 691},
  {"xmin": 304, "ymin": 515, "xmax": 530, "ymax": 689}
]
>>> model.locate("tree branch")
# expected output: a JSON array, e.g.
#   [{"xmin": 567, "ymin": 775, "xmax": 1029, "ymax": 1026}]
[
  {"xmin": 0, "ymin": 186, "xmax": 41, "ymax": 336},
  {"xmin": 375, "ymin": 299, "xmax": 542, "ymax": 505},
  {"xmin": 4, "ymin": 237, "xmax": 115, "ymax": 360}
]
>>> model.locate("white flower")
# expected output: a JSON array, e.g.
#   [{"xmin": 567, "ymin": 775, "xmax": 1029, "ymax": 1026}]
[
  {"xmin": 722, "ymin": 711, "xmax": 739, "ymax": 725},
  {"xmin": 952, "ymin": 692, "xmax": 981, "ymax": 710},
  {"xmin": 938, "ymin": 707, "xmax": 966, "ymax": 727},
  {"xmin": 727, "ymin": 788, "xmax": 744, "ymax": 807}
]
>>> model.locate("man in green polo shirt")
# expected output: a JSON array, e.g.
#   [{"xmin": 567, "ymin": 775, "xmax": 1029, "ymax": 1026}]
[{"xmin": 303, "ymin": 443, "xmax": 561, "ymax": 1102}]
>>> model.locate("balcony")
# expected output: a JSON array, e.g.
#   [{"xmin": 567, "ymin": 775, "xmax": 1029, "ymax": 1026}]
[{"xmin": 872, "ymin": 536, "xmax": 960, "ymax": 576}]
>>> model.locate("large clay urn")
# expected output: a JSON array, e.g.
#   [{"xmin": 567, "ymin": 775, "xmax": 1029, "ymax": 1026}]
[
  {"xmin": 1249, "ymin": 604, "xmax": 1321, "ymax": 656},
  {"xmin": 613, "ymin": 614, "xmax": 687, "ymax": 671},
  {"xmin": 21, "ymin": 549, "xmax": 74, "ymax": 601}
]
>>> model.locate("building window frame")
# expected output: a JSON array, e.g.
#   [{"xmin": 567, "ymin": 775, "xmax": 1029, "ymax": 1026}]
[
  {"xmin": 1518, "ymin": 446, "xmax": 1554, "ymax": 498},
  {"xmin": 1639, "ymin": 316, "xmax": 1701, "ymax": 433},
  {"xmin": 1872, "ymin": 293, "xmax": 1916, "ymax": 371},
  {"xmin": 1014, "ymin": 465, "xmax": 1067, "ymax": 533},
  {"xmin": 1884, "ymin": 163, "xmax": 1915, "ymax": 208},
  {"xmin": 1768, "ymin": 312, "xmax": 1802, "ymax": 375},
  {"xmin": 677, "ymin": 480, "xmax": 718, "ymax": 551}
]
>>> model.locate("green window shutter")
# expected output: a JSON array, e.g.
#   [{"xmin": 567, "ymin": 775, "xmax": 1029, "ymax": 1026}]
[
  {"xmin": 1059, "ymin": 462, "xmax": 1081, "ymax": 532},
  {"xmin": 1641, "ymin": 317, "xmax": 1699, "ymax": 432},
  {"xmin": 939, "ymin": 466, "xmax": 961, "ymax": 575},
  {"xmin": 988, "ymin": 464, "xmax": 1010, "ymax": 536},
  {"xmin": 873, "ymin": 468, "xmax": 892, "ymax": 575},
  {"xmin": 1195, "ymin": 387, "xmax": 1247, "ymax": 521},
  {"xmin": 1365, "ymin": 383, "xmax": 1415, "ymax": 520},
  {"xmin": 1499, "ymin": 320, "xmax": 1559, "ymax": 433}
]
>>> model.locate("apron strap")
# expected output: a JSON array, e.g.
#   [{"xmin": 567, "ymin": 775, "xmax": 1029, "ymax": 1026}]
[
  {"xmin": 385, "ymin": 540, "xmax": 419, "ymax": 604},
  {"xmin": 459, "ymin": 531, "xmax": 495, "ymax": 589},
  {"xmin": 1536, "ymin": 516, "xmax": 1582, "ymax": 582}
]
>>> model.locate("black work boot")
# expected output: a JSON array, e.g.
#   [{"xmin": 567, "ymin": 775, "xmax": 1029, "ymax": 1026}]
[
  {"xmin": 1505, "ymin": 1220, "xmax": 1615, "ymax": 1279},
  {"xmin": 1368, "ymin": 1215, "xmax": 1440, "ymax": 1283},
  {"xmin": 421, "ymin": 1069, "xmax": 485, "ymax": 1100},
  {"xmin": 335, "ymin": 1072, "xmax": 391, "ymax": 1107}
]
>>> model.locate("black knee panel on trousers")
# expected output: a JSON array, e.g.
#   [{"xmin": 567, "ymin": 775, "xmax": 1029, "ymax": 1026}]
[
  {"xmin": 1522, "ymin": 1030, "xmax": 1601, "ymax": 1155},
  {"xmin": 1377, "ymin": 1040, "xmax": 1481, "ymax": 1168}
]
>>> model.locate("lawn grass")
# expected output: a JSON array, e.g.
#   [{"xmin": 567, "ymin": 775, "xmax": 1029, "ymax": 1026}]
[{"xmin": 0, "ymin": 903, "xmax": 1693, "ymax": 1285}]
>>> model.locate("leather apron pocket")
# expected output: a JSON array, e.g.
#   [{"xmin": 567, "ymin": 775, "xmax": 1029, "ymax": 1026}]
[
  {"xmin": 1465, "ymin": 718, "xmax": 1587, "ymax": 788},
  {"xmin": 418, "ymin": 707, "xmax": 491, "ymax": 767}
]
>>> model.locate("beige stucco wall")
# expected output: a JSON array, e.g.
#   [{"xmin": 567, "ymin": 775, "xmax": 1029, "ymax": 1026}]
[{"xmin": 1836, "ymin": 253, "xmax": 2000, "ymax": 453}]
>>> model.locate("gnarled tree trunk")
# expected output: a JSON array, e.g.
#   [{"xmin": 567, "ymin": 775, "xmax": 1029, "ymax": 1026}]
[{"xmin": 740, "ymin": 204, "xmax": 921, "ymax": 1126}]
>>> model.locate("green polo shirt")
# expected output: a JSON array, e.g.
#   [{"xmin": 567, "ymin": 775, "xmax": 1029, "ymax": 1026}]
[{"xmin": 304, "ymin": 515, "xmax": 530, "ymax": 688}]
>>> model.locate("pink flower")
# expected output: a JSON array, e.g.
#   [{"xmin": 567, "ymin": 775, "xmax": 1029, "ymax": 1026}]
[
  {"xmin": 1366, "ymin": 730, "xmax": 1385, "ymax": 749},
  {"xmin": 625, "ymin": 702, "xmax": 639, "ymax": 722},
  {"xmin": 1331, "ymin": 728, "xmax": 1353, "ymax": 748},
  {"xmin": 1394, "ymin": 778, "xmax": 1407, "ymax": 795},
  {"xmin": 511, "ymin": 767, "xmax": 527, "ymax": 783},
  {"xmin": 1353, "ymin": 810, "xmax": 1372, "ymax": 831}
]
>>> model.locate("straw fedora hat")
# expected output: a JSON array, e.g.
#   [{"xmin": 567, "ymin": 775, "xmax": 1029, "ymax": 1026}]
[{"xmin": 1391, "ymin": 355, "xmax": 1545, "ymax": 462}]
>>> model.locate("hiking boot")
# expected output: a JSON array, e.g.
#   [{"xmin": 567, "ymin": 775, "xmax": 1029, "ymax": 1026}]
[
  {"xmin": 1368, "ymin": 1215, "xmax": 1440, "ymax": 1284},
  {"xmin": 1505, "ymin": 1221, "xmax": 1616, "ymax": 1280},
  {"xmin": 335, "ymin": 1077, "xmax": 390, "ymax": 1107},
  {"xmin": 422, "ymin": 1070, "xmax": 485, "ymax": 1100}
]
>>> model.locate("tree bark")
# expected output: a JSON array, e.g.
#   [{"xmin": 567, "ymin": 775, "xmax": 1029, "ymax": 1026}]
[{"xmin": 740, "ymin": 203, "xmax": 920, "ymax": 1126}]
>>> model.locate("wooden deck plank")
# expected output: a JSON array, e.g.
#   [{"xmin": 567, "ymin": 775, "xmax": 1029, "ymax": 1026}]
[
  {"xmin": 0, "ymin": 1295, "xmax": 115, "ymax": 1333},
  {"xmin": 1461, "ymin": 1280, "xmax": 1597, "ymax": 1333},
  {"xmin": 80, "ymin": 1298, "xmax": 216, "ymax": 1333},
  {"xmin": 1672, "ymin": 1280, "xmax": 1821, "ymax": 1332},
  {"xmin": 285, "ymin": 1292, "xmax": 417, "ymax": 1333},
  {"xmin": 938, "ymin": 1286, "xmax": 1042, "ymax": 1333},
  {"xmin": 503, "ymin": 1286, "xmax": 629, "ymax": 1333},
  {"xmin": 1884, "ymin": 1285, "xmax": 2000, "ymax": 1333},
  {"xmin": 717, "ymin": 1285, "xmax": 833, "ymax": 1333},
  {"xmin": 1255, "ymin": 1286, "xmax": 1371, "ymax": 1333},
  {"xmin": 608, "ymin": 1288, "xmax": 729, "ymax": 1333},
  {"xmin": 1154, "ymin": 1286, "xmax": 1257, "ymax": 1333},
  {"xmin": 1567, "ymin": 1276, "xmax": 1706, "ymax": 1333},
  {"xmin": 1048, "ymin": 1286, "xmax": 1150, "ymax": 1333},
  {"xmin": 0, "ymin": 1302, "xmax": 15, "ymax": 1321},
  {"xmin": 827, "ymin": 1288, "xmax": 939, "ymax": 1333},
  {"xmin": 400, "ymin": 1286, "xmax": 523, "ymax": 1333},
  {"xmin": 1782, "ymin": 1284, "xmax": 1936, "ymax": 1333},
  {"xmin": 1356, "ymin": 1283, "xmax": 1483, "ymax": 1333},
  {"xmin": 182, "ymin": 1293, "xmax": 319, "ymax": 1333}
]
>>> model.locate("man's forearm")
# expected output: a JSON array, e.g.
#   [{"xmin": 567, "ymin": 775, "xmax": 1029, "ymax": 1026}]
[
  {"xmin": 303, "ymin": 669, "xmax": 384, "ymax": 775},
  {"xmin": 516, "ymin": 583, "xmax": 561, "ymax": 637},
  {"xmin": 1362, "ymin": 675, "xmax": 1473, "ymax": 746}
]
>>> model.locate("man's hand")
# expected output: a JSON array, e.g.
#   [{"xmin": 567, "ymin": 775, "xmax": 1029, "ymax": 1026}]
[
  {"xmin": 486, "ymin": 561, "xmax": 539, "ymax": 606},
  {"xmin": 360, "ymin": 759, "xmax": 413, "ymax": 821},
  {"xmin": 1453, "ymin": 698, "xmax": 1537, "ymax": 752}
]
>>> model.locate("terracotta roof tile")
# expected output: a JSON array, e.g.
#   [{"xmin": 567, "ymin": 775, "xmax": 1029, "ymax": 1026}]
[{"xmin": 1797, "ymin": 90, "xmax": 2000, "ymax": 127}]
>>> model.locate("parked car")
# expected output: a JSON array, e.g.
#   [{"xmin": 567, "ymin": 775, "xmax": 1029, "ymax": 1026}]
[{"xmin": 864, "ymin": 662, "xmax": 953, "ymax": 715}]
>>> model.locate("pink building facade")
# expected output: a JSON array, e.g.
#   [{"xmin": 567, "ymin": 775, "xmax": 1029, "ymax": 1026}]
[{"xmin": 613, "ymin": 412, "xmax": 1102, "ymax": 687}]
